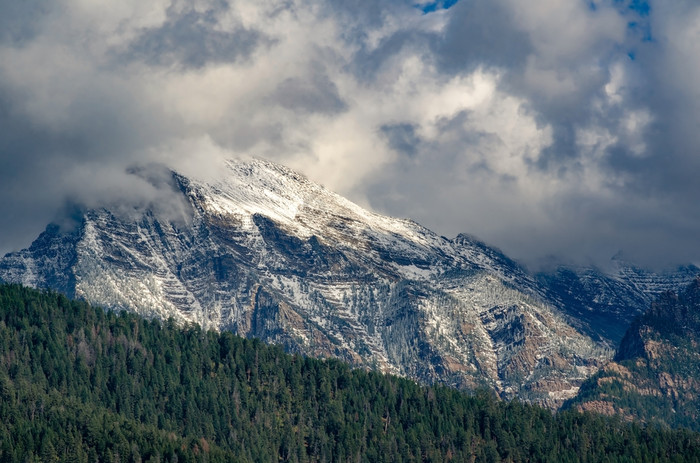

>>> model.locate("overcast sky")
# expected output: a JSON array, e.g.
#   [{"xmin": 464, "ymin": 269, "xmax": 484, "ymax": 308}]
[{"xmin": 1, "ymin": 0, "xmax": 699, "ymax": 270}]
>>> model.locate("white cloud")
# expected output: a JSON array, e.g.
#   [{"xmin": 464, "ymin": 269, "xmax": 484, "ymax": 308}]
[{"xmin": 1, "ymin": 0, "xmax": 700, "ymax": 268}]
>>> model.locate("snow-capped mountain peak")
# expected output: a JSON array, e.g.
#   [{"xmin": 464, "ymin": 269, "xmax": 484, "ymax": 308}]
[{"xmin": 2, "ymin": 158, "xmax": 694, "ymax": 407}]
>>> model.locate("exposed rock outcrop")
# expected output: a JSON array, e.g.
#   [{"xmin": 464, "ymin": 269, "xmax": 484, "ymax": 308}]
[{"xmin": 567, "ymin": 278, "xmax": 700, "ymax": 429}]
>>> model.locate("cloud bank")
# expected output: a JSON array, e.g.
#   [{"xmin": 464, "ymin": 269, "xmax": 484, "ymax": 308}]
[{"xmin": 1, "ymin": 0, "xmax": 699, "ymax": 270}]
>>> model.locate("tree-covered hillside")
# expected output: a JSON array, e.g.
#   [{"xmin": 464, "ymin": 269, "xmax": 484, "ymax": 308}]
[
  {"xmin": 567, "ymin": 278, "xmax": 700, "ymax": 431},
  {"xmin": 1, "ymin": 284, "xmax": 699, "ymax": 462}
]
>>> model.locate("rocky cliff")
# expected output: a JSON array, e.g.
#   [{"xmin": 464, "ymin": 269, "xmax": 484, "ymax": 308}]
[
  {"xmin": 537, "ymin": 261, "xmax": 699, "ymax": 344},
  {"xmin": 567, "ymin": 278, "xmax": 700, "ymax": 429},
  {"xmin": 0, "ymin": 159, "xmax": 615, "ymax": 407},
  {"xmin": 2, "ymin": 159, "xmax": 695, "ymax": 407}
]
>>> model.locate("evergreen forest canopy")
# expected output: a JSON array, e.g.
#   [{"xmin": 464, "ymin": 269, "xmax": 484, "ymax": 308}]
[{"xmin": 1, "ymin": 284, "xmax": 699, "ymax": 462}]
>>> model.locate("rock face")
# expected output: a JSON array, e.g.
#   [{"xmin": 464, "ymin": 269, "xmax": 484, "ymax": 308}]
[
  {"xmin": 0, "ymin": 159, "xmax": 692, "ymax": 407},
  {"xmin": 537, "ymin": 262, "xmax": 699, "ymax": 345},
  {"xmin": 567, "ymin": 278, "xmax": 700, "ymax": 430}
]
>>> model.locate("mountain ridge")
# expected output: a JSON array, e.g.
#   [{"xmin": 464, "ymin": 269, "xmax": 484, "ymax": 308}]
[
  {"xmin": 537, "ymin": 261, "xmax": 700, "ymax": 344},
  {"xmin": 566, "ymin": 277, "xmax": 700, "ymax": 430},
  {"xmin": 0, "ymin": 158, "xmax": 696, "ymax": 406}
]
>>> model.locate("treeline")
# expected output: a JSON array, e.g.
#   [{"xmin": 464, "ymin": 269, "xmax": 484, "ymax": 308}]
[{"xmin": 1, "ymin": 283, "xmax": 699, "ymax": 462}]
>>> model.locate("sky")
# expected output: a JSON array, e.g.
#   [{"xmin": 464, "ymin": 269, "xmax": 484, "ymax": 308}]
[{"xmin": 1, "ymin": 0, "xmax": 699, "ymax": 270}]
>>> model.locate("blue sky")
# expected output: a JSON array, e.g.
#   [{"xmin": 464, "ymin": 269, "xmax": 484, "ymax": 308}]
[
  {"xmin": 419, "ymin": 0, "xmax": 461, "ymax": 14},
  {"xmin": 0, "ymin": 0, "xmax": 699, "ymax": 269}
]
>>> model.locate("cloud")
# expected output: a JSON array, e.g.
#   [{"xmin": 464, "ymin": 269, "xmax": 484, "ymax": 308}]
[
  {"xmin": 125, "ymin": 1, "xmax": 270, "ymax": 69},
  {"xmin": 381, "ymin": 123, "xmax": 421, "ymax": 157},
  {"xmin": 0, "ymin": 0, "xmax": 53, "ymax": 46},
  {"xmin": 270, "ymin": 65, "xmax": 348, "ymax": 115},
  {"xmin": 1, "ymin": 0, "xmax": 699, "ymax": 270}
]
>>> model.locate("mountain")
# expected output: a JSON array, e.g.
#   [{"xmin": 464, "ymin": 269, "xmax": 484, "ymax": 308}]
[
  {"xmin": 566, "ymin": 277, "xmax": 700, "ymax": 430},
  {"xmin": 538, "ymin": 261, "xmax": 700, "ymax": 344},
  {"xmin": 5, "ymin": 284, "xmax": 700, "ymax": 462},
  {"xmin": 0, "ymin": 158, "xmax": 694, "ymax": 406}
]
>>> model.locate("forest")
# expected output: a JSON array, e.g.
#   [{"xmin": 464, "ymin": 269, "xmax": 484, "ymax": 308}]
[{"xmin": 1, "ymin": 283, "xmax": 699, "ymax": 462}]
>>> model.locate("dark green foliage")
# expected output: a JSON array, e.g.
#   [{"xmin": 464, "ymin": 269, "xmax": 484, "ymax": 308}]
[{"xmin": 1, "ymin": 283, "xmax": 700, "ymax": 462}]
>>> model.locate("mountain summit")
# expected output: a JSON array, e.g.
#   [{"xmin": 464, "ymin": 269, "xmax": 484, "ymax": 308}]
[{"xmin": 0, "ymin": 159, "xmax": 693, "ymax": 406}]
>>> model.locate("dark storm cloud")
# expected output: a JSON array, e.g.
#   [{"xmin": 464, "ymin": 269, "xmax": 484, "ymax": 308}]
[
  {"xmin": 368, "ymin": 110, "xmax": 517, "ymax": 219},
  {"xmin": 271, "ymin": 66, "xmax": 347, "ymax": 115},
  {"xmin": 127, "ymin": 2, "xmax": 270, "ymax": 69},
  {"xmin": 0, "ymin": 85, "xmax": 67, "ymax": 249},
  {"xmin": 380, "ymin": 123, "xmax": 422, "ymax": 157},
  {"xmin": 322, "ymin": 0, "xmax": 416, "ymax": 41},
  {"xmin": 571, "ymin": 1, "xmax": 700, "ymax": 266},
  {"xmin": 318, "ymin": 0, "xmax": 438, "ymax": 83},
  {"xmin": 429, "ymin": 0, "xmax": 621, "ymax": 171},
  {"xmin": 432, "ymin": 0, "xmax": 531, "ymax": 73},
  {"xmin": 366, "ymin": 115, "xmax": 519, "ymax": 246},
  {"xmin": 347, "ymin": 29, "xmax": 435, "ymax": 82},
  {"xmin": 0, "ymin": 0, "xmax": 52, "ymax": 46},
  {"xmin": 0, "ymin": 38, "xmax": 189, "ymax": 255},
  {"xmin": 0, "ymin": 80, "xmax": 170, "ymax": 248},
  {"xmin": 626, "ymin": 4, "xmax": 700, "ymax": 201}
]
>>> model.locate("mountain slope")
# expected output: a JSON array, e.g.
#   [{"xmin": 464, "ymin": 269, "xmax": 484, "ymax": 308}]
[
  {"xmin": 4, "ymin": 159, "xmax": 695, "ymax": 406},
  {"xmin": 566, "ymin": 277, "xmax": 700, "ymax": 430},
  {"xmin": 0, "ymin": 159, "xmax": 612, "ymax": 406},
  {"xmin": 538, "ymin": 261, "xmax": 700, "ymax": 344},
  {"xmin": 3, "ymin": 283, "xmax": 700, "ymax": 463}
]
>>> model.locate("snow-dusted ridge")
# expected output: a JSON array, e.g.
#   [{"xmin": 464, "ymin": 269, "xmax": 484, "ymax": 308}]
[
  {"xmin": 195, "ymin": 159, "xmax": 455, "ymax": 268},
  {"xmin": 1, "ymin": 158, "xmax": 695, "ymax": 407}
]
